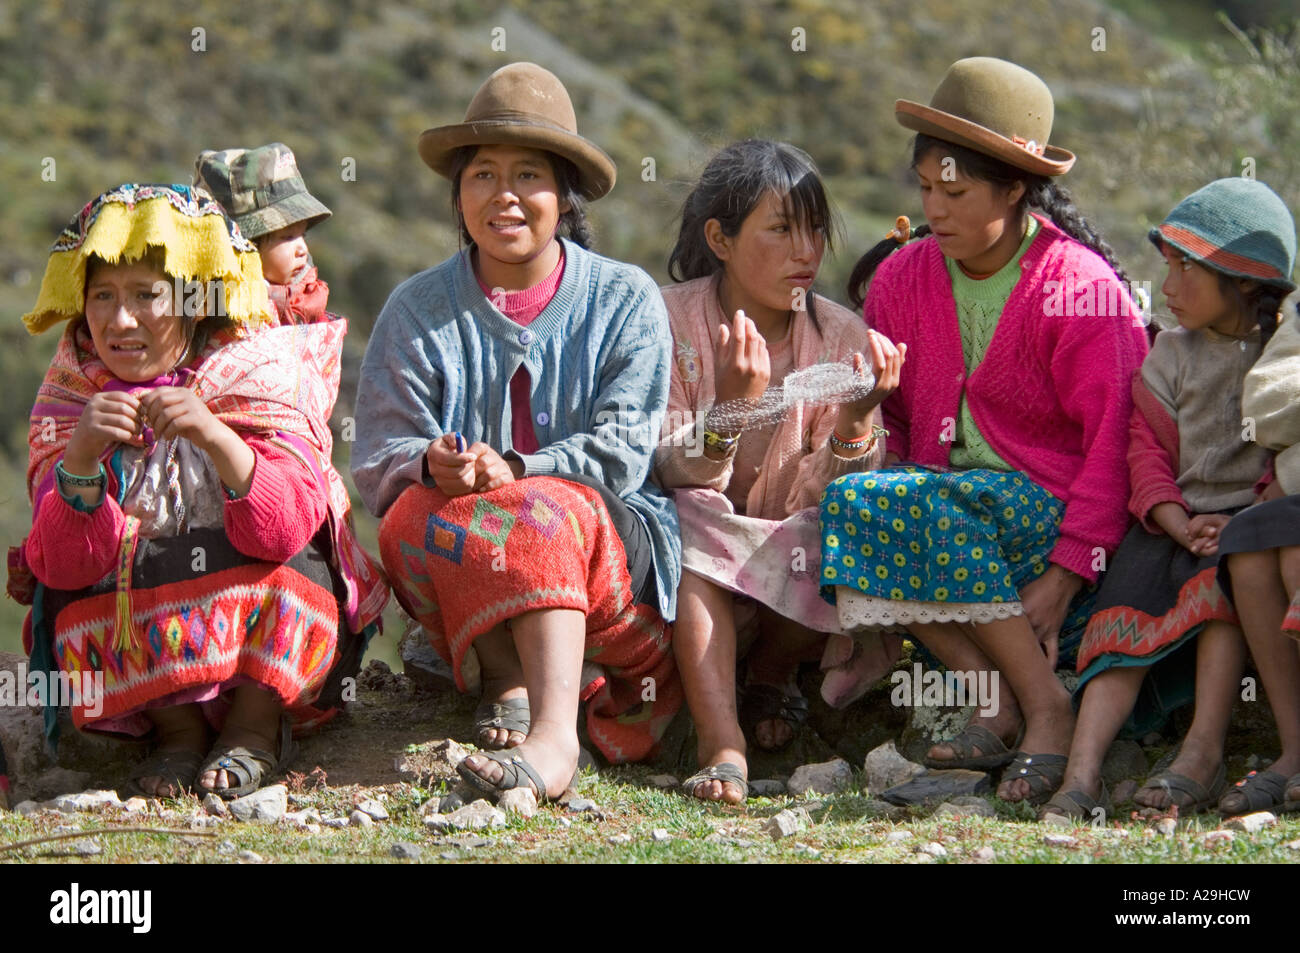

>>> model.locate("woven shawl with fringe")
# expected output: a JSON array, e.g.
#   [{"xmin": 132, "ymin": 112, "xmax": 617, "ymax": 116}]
[{"xmin": 25, "ymin": 318, "xmax": 387, "ymax": 643}]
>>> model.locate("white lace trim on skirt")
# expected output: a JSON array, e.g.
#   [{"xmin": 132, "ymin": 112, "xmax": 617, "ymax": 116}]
[{"xmin": 835, "ymin": 588, "xmax": 1024, "ymax": 629}]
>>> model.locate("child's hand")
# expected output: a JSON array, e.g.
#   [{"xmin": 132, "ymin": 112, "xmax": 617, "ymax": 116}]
[
  {"xmin": 63, "ymin": 391, "xmax": 142, "ymax": 472},
  {"xmin": 1186, "ymin": 513, "xmax": 1231, "ymax": 556},
  {"xmin": 714, "ymin": 309, "xmax": 770, "ymax": 408},
  {"xmin": 427, "ymin": 434, "xmax": 477, "ymax": 497},
  {"xmin": 138, "ymin": 387, "xmax": 222, "ymax": 448},
  {"xmin": 467, "ymin": 443, "xmax": 518, "ymax": 493}
]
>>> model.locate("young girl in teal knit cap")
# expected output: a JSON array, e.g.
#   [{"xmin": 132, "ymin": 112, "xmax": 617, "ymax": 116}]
[{"xmin": 1045, "ymin": 177, "xmax": 1296, "ymax": 820}]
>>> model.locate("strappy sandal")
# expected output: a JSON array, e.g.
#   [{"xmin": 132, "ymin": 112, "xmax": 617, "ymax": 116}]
[
  {"xmin": 924, "ymin": 723, "xmax": 1021, "ymax": 771},
  {"xmin": 1038, "ymin": 783, "xmax": 1110, "ymax": 822},
  {"xmin": 474, "ymin": 697, "xmax": 531, "ymax": 750},
  {"xmin": 1218, "ymin": 769, "xmax": 1288, "ymax": 817},
  {"xmin": 1136, "ymin": 762, "xmax": 1227, "ymax": 815},
  {"xmin": 998, "ymin": 751, "xmax": 1068, "ymax": 806},
  {"xmin": 739, "ymin": 684, "xmax": 809, "ymax": 752},
  {"xmin": 681, "ymin": 762, "xmax": 749, "ymax": 802},
  {"xmin": 1286, "ymin": 773, "xmax": 1300, "ymax": 811},
  {"xmin": 457, "ymin": 749, "xmax": 551, "ymax": 802},
  {"xmin": 128, "ymin": 748, "xmax": 205, "ymax": 799},
  {"xmin": 198, "ymin": 716, "xmax": 295, "ymax": 801}
]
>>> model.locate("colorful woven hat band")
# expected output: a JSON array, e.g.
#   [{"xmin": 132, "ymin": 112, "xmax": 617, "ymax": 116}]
[
  {"xmin": 1148, "ymin": 178, "xmax": 1297, "ymax": 292},
  {"xmin": 22, "ymin": 183, "xmax": 274, "ymax": 335}
]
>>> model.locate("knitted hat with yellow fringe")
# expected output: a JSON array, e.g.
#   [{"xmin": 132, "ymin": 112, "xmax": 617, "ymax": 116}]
[{"xmin": 22, "ymin": 183, "xmax": 273, "ymax": 334}]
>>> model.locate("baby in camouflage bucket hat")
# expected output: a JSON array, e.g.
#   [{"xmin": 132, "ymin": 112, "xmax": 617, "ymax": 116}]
[{"xmin": 194, "ymin": 143, "xmax": 333, "ymax": 325}]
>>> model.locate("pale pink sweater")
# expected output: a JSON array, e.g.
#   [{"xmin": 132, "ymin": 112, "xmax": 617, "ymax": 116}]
[
  {"xmin": 654, "ymin": 275, "xmax": 884, "ymax": 519},
  {"xmin": 25, "ymin": 436, "xmax": 327, "ymax": 591},
  {"xmin": 866, "ymin": 215, "xmax": 1149, "ymax": 582}
]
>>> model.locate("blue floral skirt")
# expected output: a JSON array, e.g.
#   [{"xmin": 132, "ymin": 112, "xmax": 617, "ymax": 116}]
[{"xmin": 818, "ymin": 467, "xmax": 1095, "ymax": 667}]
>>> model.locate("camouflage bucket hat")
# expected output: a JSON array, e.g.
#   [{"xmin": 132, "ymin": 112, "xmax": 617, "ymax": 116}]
[{"xmin": 193, "ymin": 142, "xmax": 331, "ymax": 241}]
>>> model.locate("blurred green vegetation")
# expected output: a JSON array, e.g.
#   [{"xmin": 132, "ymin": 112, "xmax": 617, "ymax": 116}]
[{"xmin": 1, "ymin": 0, "xmax": 1297, "ymax": 658}]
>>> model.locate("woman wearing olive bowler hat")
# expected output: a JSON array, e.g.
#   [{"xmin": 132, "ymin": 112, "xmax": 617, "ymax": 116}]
[
  {"xmin": 351, "ymin": 63, "xmax": 682, "ymax": 801},
  {"xmin": 820, "ymin": 57, "xmax": 1149, "ymax": 805}
]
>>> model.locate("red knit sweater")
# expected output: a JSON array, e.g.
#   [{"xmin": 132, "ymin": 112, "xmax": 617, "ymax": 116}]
[
  {"xmin": 865, "ymin": 215, "xmax": 1149, "ymax": 582},
  {"xmin": 25, "ymin": 437, "xmax": 327, "ymax": 591}
]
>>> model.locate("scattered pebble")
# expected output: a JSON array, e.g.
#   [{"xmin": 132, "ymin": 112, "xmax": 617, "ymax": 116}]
[
  {"xmin": 917, "ymin": 841, "xmax": 947, "ymax": 858},
  {"xmin": 764, "ymin": 808, "xmax": 806, "ymax": 840},
  {"xmin": 971, "ymin": 846, "xmax": 996, "ymax": 864},
  {"xmin": 787, "ymin": 758, "xmax": 853, "ymax": 796},
  {"xmin": 1202, "ymin": 830, "xmax": 1235, "ymax": 847},
  {"xmin": 498, "ymin": 788, "xmax": 538, "ymax": 818},
  {"xmin": 646, "ymin": 774, "xmax": 678, "ymax": 789},
  {"xmin": 607, "ymin": 833, "xmax": 633, "ymax": 845},
  {"xmin": 565, "ymin": 797, "xmax": 600, "ymax": 814},
  {"xmin": 349, "ymin": 810, "xmax": 374, "ymax": 828},
  {"xmin": 355, "ymin": 799, "xmax": 389, "ymax": 822},
  {"xmin": 651, "ymin": 828, "xmax": 671, "ymax": 843},
  {"xmin": 201, "ymin": 793, "xmax": 228, "ymax": 817},
  {"xmin": 120, "ymin": 797, "xmax": 149, "ymax": 815},
  {"xmin": 228, "ymin": 785, "xmax": 287, "ymax": 824},
  {"xmin": 935, "ymin": 798, "xmax": 995, "ymax": 819},
  {"xmin": 862, "ymin": 740, "xmax": 926, "ymax": 794},
  {"xmin": 68, "ymin": 838, "xmax": 102, "ymax": 856},
  {"xmin": 437, "ymin": 793, "xmax": 465, "ymax": 814},
  {"xmin": 236, "ymin": 849, "xmax": 263, "ymax": 864},
  {"xmin": 14, "ymin": 800, "xmax": 39, "ymax": 816},
  {"xmin": 794, "ymin": 843, "xmax": 821, "ymax": 858},
  {"xmin": 322, "ymin": 817, "xmax": 349, "ymax": 829},
  {"xmin": 1155, "ymin": 817, "xmax": 1177, "ymax": 837},
  {"xmin": 428, "ymin": 799, "xmax": 506, "ymax": 831},
  {"xmin": 885, "ymin": 830, "xmax": 913, "ymax": 843},
  {"xmin": 1283, "ymin": 839, "xmax": 1300, "ymax": 851},
  {"xmin": 1042, "ymin": 833, "xmax": 1077, "ymax": 848},
  {"xmin": 390, "ymin": 842, "xmax": 422, "ymax": 861},
  {"xmin": 216, "ymin": 840, "xmax": 237, "ymax": 854},
  {"xmin": 1041, "ymin": 812, "xmax": 1074, "ymax": 829},
  {"xmin": 49, "ymin": 790, "xmax": 122, "ymax": 813},
  {"xmin": 1225, "ymin": 811, "xmax": 1276, "ymax": 834}
]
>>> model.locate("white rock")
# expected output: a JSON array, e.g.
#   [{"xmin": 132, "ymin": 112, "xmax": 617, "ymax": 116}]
[
  {"xmin": 440, "ymin": 799, "xmax": 506, "ymax": 830},
  {"xmin": 390, "ymin": 841, "xmax": 421, "ymax": 860},
  {"xmin": 14, "ymin": 800, "xmax": 40, "ymax": 816},
  {"xmin": 348, "ymin": 810, "xmax": 374, "ymax": 828},
  {"xmin": 971, "ymin": 846, "xmax": 996, "ymax": 863},
  {"xmin": 216, "ymin": 839, "xmax": 237, "ymax": 854},
  {"xmin": 1041, "ymin": 812, "xmax": 1074, "ymax": 829},
  {"xmin": 49, "ymin": 789, "xmax": 122, "ymax": 813},
  {"xmin": 1283, "ymin": 839, "xmax": 1300, "ymax": 851},
  {"xmin": 1043, "ymin": 833, "xmax": 1077, "ymax": 847},
  {"xmin": 935, "ymin": 798, "xmax": 995, "ymax": 819},
  {"xmin": 68, "ymin": 838, "xmax": 101, "ymax": 856},
  {"xmin": 764, "ymin": 808, "xmax": 806, "ymax": 839},
  {"xmin": 120, "ymin": 797, "xmax": 149, "ymax": 815},
  {"xmin": 885, "ymin": 830, "xmax": 913, "ymax": 843},
  {"xmin": 1202, "ymin": 830, "xmax": 1235, "ymax": 847},
  {"xmin": 646, "ymin": 774, "xmax": 678, "ymax": 789},
  {"xmin": 497, "ymin": 787, "xmax": 538, "ymax": 818},
  {"xmin": 283, "ymin": 808, "xmax": 321, "ymax": 829},
  {"xmin": 1155, "ymin": 817, "xmax": 1177, "ymax": 837},
  {"xmin": 236, "ymin": 849, "xmax": 264, "ymax": 864},
  {"xmin": 355, "ymin": 799, "xmax": 389, "ymax": 821},
  {"xmin": 201, "ymin": 794, "xmax": 228, "ymax": 817},
  {"xmin": 1224, "ymin": 811, "xmax": 1276, "ymax": 834},
  {"xmin": 862, "ymin": 741, "xmax": 926, "ymax": 794},
  {"xmin": 917, "ymin": 841, "xmax": 947, "ymax": 857},
  {"xmin": 786, "ymin": 758, "xmax": 854, "ymax": 796},
  {"xmin": 651, "ymin": 828, "xmax": 671, "ymax": 843},
  {"xmin": 794, "ymin": 843, "xmax": 821, "ymax": 858},
  {"xmin": 607, "ymin": 833, "xmax": 633, "ymax": 845},
  {"xmin": 322, "ymin": 817, "xmax": 349, "ymax": 829},
  {"xmin": 227, "ymin": 785, "xmax": 287, "ymax": 824}
]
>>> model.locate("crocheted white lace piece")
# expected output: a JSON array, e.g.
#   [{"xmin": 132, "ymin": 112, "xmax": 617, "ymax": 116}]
[{"xmin": 835, "ymin": 589, "xmax": 1024, "ymax": 629}]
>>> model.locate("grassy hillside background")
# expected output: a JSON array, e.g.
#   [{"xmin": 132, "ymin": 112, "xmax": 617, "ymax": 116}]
[{"xmin": 0, "ymin": 0, "xmax": 1296, "ymax": 657}]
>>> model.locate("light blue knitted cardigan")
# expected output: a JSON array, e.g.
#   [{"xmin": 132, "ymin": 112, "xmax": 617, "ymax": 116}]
[{"xmin": 351, "ymin": 238, "xmax": 681, "ymax": 620}]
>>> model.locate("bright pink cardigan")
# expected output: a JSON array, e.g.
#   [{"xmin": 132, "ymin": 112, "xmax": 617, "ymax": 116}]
[
  {"xmin": 25, "ymin": 436, "xmax": 327, "ymax": 591},
  {"xmin": 866, "ymin": 215, "xmax": 1149, "ymax": 582}
]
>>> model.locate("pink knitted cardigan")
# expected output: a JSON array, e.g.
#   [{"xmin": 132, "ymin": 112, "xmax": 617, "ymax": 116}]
[
  {"xmin": 866, "ymin": 214, "xmax": 1149, "ymax": 582},
  {"xmin": 654, "ymin": 275, "xmax": 883, "ymax": 519}
]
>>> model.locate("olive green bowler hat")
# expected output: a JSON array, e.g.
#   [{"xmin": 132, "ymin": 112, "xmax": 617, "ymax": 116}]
[
  {"xmin": 418, "ymin": 62, "xmax": 616, "ymax": 201},
  {"xmin": 895, "ymin": 57, "xmax": 1076, "ymax": 176}
]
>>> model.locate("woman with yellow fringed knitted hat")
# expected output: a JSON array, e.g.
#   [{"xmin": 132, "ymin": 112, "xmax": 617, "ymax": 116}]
[{"xmin": 10, "ymin": 183, "xmax": 387, "ymax": 799}]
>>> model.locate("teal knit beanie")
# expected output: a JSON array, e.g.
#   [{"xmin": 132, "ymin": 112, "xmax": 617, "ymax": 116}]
[{"xmin": 1149, "ymin": 178, "xmax": 1297, "ymax": 291}]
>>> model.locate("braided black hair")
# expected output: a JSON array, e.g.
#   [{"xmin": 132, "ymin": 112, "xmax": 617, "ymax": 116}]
[{"xmin": 848, "ymin": 134, "xmax": 1130, "ymax": 309}]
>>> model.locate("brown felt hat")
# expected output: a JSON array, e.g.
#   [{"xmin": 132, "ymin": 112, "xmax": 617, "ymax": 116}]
[
  {"xmin": 895, "ymin": 57, "xmax": 1075, "ymax": 176},
  {"xmin": 418, "ymin": 62, "xmax": 616, "ymax": 200}
]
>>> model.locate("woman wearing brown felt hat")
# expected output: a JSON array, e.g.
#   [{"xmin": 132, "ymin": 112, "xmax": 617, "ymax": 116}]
[
  {"xmin": 353, "ymin": 62, "xmax": 683, "ymax": 803},
  {"xmin": 819, "ymin": 57, "xmax": 1149, "ymax": 807}
]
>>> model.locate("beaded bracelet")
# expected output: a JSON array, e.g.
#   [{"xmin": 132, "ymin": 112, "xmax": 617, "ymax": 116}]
[
  {"xmin": 55, "ymin": 460, "xmax": 106, "ymax": 487},
  {"xmin": 829, "ymin": 425, "xmax": 889, "ymax": 454},
  {"xmin": 702, "ymin": 430, "xmax": 739, "ymax": 454}
]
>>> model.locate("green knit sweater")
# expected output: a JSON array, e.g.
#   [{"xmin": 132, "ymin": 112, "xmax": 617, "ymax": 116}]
[{"xmin": 944, "ymin": 217, "xmax": 1039, "ymax": 470}]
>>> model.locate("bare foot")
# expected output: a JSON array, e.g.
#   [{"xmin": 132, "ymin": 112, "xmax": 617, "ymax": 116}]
[
  {"xmin": 686, "ymin": 745, "xmax": 748, "ymax": 805},
  {"xmin": 459, "ymin": 731, "xmax": 578, "ymax": 801}
]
